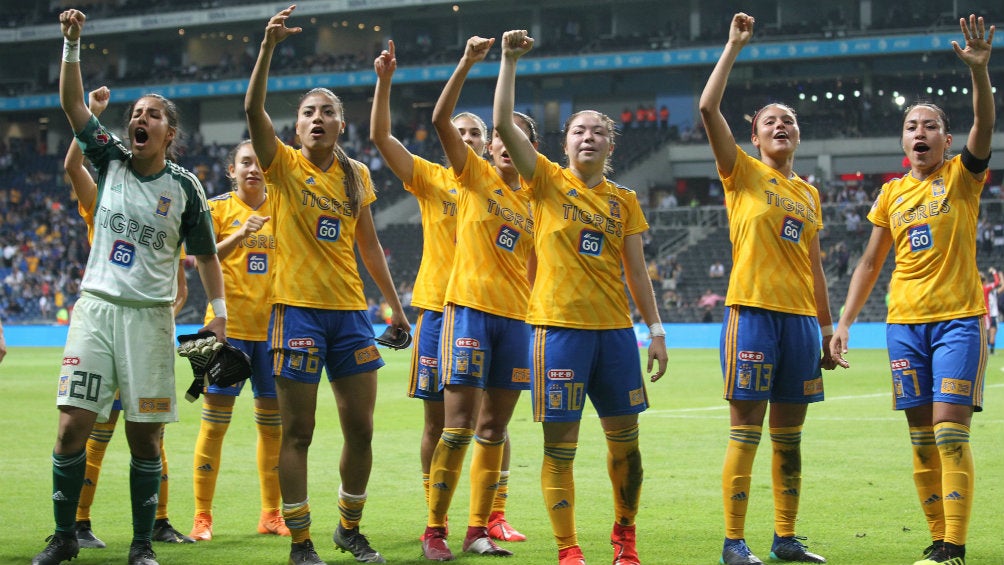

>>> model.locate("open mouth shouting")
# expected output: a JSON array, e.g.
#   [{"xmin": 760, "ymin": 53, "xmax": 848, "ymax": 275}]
[
  {"xmin": 912, "ymin": 142, "xmax": 930, "ymax": 156},
  {"xmin": 133, "ymin": 127, "xmax": 149, "ymax": 149},
  {"xmin": 309, "ymin": 125, "xmax": 326, "ymax": 139}
]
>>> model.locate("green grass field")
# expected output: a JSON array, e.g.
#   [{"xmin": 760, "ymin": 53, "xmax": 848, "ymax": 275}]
[{"xmin": 2, "ymin": 347, "xmax": 1002, "ymax": 565}]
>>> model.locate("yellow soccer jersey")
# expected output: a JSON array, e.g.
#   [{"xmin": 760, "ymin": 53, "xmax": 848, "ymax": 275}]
[
  {"xmin": 869, "ymin": 155, "xmax": 986, "ymax": 324},
  {"xmin": 264, "ymin": 140, "xmax": 375, "ymax": 310},
  {"xmin": 443, "ymin": 145, "xmax": 533, "ymax": 320},
  {"xmin": 526, "ymin": 153, "xmax": 648, "ymax": 329},
  {"xmin": 78, "ymin": 200, "xmax": 95, "ymax": 243},
  {"xmin": 201, "ymin": 192, "xmax": 275, "ymax": 341},
  {"xmin": 404, "ymin": 156, "xmax": 458, "ymax": 312},
  {"xmin": 722, "ymin": 146, "xmax": 823, "ymax": 316}
]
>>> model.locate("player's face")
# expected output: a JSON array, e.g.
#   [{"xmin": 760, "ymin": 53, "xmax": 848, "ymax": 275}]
[
  {"xmin": 564, "ymin": 112, "xmax": 612, "ymax": 172},
  {"xmin": 751, "ymin": 104, "xmax": 799, "ymax": 157},
  {"xmin": 128, "ymin": 96, "xmax": 175, "ymax": 160},
  {"xmin": 902, "ymin": 106, "xmax": 950, "ymax": 173},
  {"xmin": 489, "ymin": 116, "xmax": 533, "ymax": 175},
  {"xmin": 296, "ymin": 93, "xmax": 343, "ymax": 150},
  {"xmin": 453, "ymin": 116, "xmax": 486, "ymax": 156},
  {"xmin": 229, "ymin": 144, "xmax": 263, "ymax": 194}
]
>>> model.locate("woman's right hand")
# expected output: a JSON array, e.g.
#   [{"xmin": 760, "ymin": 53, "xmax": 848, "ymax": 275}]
[
  {"xmin": 88, "ymin": 86, "xmax": 110, "ymax": 117},
  {"xmin": 374, "ymin": 40, "xmax": 397, "ymax": 79},
  {"xmin": 59, "ymin": 9, "xmax": 85, "ymax": 41},
  {"xmin": 728, "ymin": 13, "xmax": 755, "ymax": 48},
  {"xmin": 463, "ymin": 35, "xmax": 495, "ymax": 64},
  {"xmin": 263, "ymin": 5, "xmax": 302, "ymax": 48},
  {"xmin": 501, "ymin": 30, "xmax": 534, "ymax": 60}
]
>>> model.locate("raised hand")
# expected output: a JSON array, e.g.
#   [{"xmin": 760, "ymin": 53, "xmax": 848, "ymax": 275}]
[
  {"xmin": 374, "ymin": 40, "xmax": 397, "ymax": 78},
  {"xmin": 728, "ymin": 12, "xmax": 755, "ymax": 48},
  {"xmin": 501, "ymin": 30, "xmax": 534, "ymax": 60},
  {"xmin": 263, "ymin": 5, "xmax": 302, "ymax": 48},
  {"xmin": 464, "ymin": 35, "xmax": 495, "ymax": 64},
  {"xmin": 88, "ymin": 86, "xmax": 110, "ymax": 117},
  {"xmin": 59, "ymin": 9, "xmax": 86, "ymax": 41},
  {"xmin": 952, "ymin": 14, "xmax": 995, "ymax": 69}
]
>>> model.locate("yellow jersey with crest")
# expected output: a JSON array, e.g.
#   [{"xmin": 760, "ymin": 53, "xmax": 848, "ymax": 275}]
[
  {"xmin": 722, "ymin": 146, "xmax": 823, "ymax": 316},
  {"xmin": 443, "ymin": 145, "xmax": 533, "ymax": 320},
  {"xmin": 868, "ymin": 155, "xmax": 986, "ymax": 324},
  {"xmin": 201, "ymin": 191, "xmax": 275, "ymax": 341},
  {"xmin": 404, "ymin": 156, "xmax": 458, "ymax": 313},
  {"xmin": 264, "ymin": 139, "xmax": 375, "ymax": 310},
  {"xmin": 526, "ymin": 153, "xmax": 648, "ymax": 329}
]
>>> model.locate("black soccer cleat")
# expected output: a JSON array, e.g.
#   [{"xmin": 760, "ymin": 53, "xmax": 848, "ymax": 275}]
[
  {"xmin": 152, "ymin": 518, "xmax": 196, "ymax": 543},
  {"xmin": 289, "ymin": 539, "xmax": 327, "ymax": 565},
  {"xmin": 333, "ymin": 525, "xmax": 386, "ymax": 563},
  {"xmin": 32, "ymin": 533, "xmax": 79, "ymax": 565},
  {"xmin": 127, "ymin": 540, "xmax": 159, "ymax": 565},
  {"xmin": 74, "ymin": 520, "xmax": 106, "ymax": 549}
]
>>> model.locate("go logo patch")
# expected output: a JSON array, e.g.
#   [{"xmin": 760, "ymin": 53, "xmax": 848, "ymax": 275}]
[
  {"xmin": 495, "ymin": 225, "xmax": 520, "ymax": 252},
  {"xmin": 247, "ymin": 253, "xmax": 268, "ymax": 274},
  {"xmin": 579, "ymin": 229, "xmax": 603, "ymax": 256},
  {"xmin": 316, "ymin": 216, "xmax": 340, "ymax": 242},
  {"xmin": 780, "ymin": 216, "xmax": 803, "ymax": 243},
  {"xmin": 110, "ymin": 240, "xmax": 135, "ymax": 268},
  {"xmin": 907, "ymin": 224, "xmax": 933, "ymax": 252}
]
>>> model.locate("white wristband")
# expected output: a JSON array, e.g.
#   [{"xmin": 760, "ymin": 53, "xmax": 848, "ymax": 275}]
[
  {"xmin": 63, "ymin": 38, "xmax": 80, "ymax": 63},
  {"xmin": 648, "ymin": 322, "xmax": 666, "ymax": 339},
  {"xmin": 210, "ymin": 298, "xmax": 227, "ymax": 319},
  {"xmin": 820, "ymin": 324, "xmax": 834, "ymax": 337}
]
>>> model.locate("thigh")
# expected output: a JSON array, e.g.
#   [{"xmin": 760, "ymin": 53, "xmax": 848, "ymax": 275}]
[
  {"xmin": 323, "ymin": 310, "xmax": 385, "ymax": 380},
  {"xmin": 721, "ymin": 306, "xmax": 779, "ymax": 402},
  {"xmin": 887, "ymin": 323, "xmax": 934, "ymax": 410},
  {"xmin": 485, "ymin": 315, "xmax": 531, "ymax": 391},
  {"xmin": 409, "ymin": 310, "xmax": 445, "ymax": 401},
  {"xmin": 57, "ymin": 297, "xmax": 118, "ymax": 421},
  {"xmin": 589, "ymin": 328, "xmax": 648, "ymax": 418},
  {"xmin": 116, "ymin": 304, "xmax": 178, "ymax": 423},
  {"xmin": 771, "ymin": 313, "xmax": 824, "ymax": 404},
  {"xmin": 531, "ymin": 326, "xmax": 594, "ymax": 423},
  {"xmin": 931, "ymin": 317, "xmax": 985, "ymax": 411},
  {"xmin": 440, "ymin": 304, "xmax": 491, "ymax": 389}
]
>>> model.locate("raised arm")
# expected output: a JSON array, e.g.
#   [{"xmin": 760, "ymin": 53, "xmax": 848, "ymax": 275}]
[
  {"xmin": 370, "ymin": 40, "xmax": 416, "ymax": 184},
  {"xmin": 58, "ymin": 9, "xmax": 91, "ymax": 133},
  {"xmin": 245, "ymin": 5, "xmax": 301, "ymax": 170},
  {"xmin": 953, "ymin": 14, "xmax": 996, "ymax": 160},
  {"xmin": 830, "ymin": 225, "xmax": 893, "ymax": 367},
  {"xmin": 64, "ymin": 86, "xmax": 110, "ymax": 211},
  {"xmin": 698, "ymin": 13, "xmax": 754, "ymax": 176},
  {"xmin": 432, "ymin": 36, "xmax": 494, "ymax": 175},
  {"xmin": 494, "ymin": 29, "xmax": 539, "ymax": 180}
]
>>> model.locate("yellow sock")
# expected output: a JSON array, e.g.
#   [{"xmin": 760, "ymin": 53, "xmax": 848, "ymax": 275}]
[
  {"xmin": 935, "ymin": 422, "xmax": 973, "ymax": 546},
  {"xmin": 469, "ymin": 435, "xmax": 505, "ymax": 527},
  {"xmin": 723, "ymin": 425, "xmax": 761, "ymax": 540},
  {"xmin": 428, "ymin": 428, "xmax": 473, "ymax": 527},
  {"xmin": 423, "ymin": 472, "xmax": 431, "ymax": 510},
  {"xmin": 770, "ymin": 425, "xmax": 802, "ymax": 538},
  {"xmin": 605, "ymin": 425, "xmax": 642, "ymax": 526},
  {"xmin": 542, "ymin": 442, "xmax": 577, "ymax": 550},
  {"xmin": 157, "ymin": 432, "xmax": 170, "ymax": 521},
  {"xmin": 283, "ymin": 499, "xmax": 311, "ymax": 543},
  {"xmin": 910, "ymin": 426, "xmax": 944, "ymax": 542},
  {"xmin": 339, "ymin": 486, "xmax": 367, "ymax": 530},
  {"xmin": 192, "ymin": 402, "xmax": 232, "ymax": 515},
  {"xmin": 76, "ymin": 421, "xmax": 115, "ymax": 522},
  {"xmin": 255, "ymin": 407, "xmax": 282, "ymax": 512},
  {"xmin": 492, "ymin": 471, "xmax": 510, "ymax": 515}
]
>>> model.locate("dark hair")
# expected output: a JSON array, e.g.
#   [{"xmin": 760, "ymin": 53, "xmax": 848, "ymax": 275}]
[
  {"xmin": 123, "ymin": 93, "xmax": 181, "ymax": 161},
  {"xmin": 513, "ymin": 111, "xmax": 538, "ymax": 144},
  {"xmin": 902, "ymin": 102, "xmax": 950, "ymax": 133},
  {"xmin": 561, "ymin": 110, "xmax": 618, "ymax": 175},
  {"xmin": 225, "ymin": 139, "xmax": 253, "ymax": 190},
  {"xmin": 750, "ymin": 102, "xmax": 797, "ymax": 136},
  {"xmin": 298, "ymin": 87, "xmax": 365, "ymax": 215}
]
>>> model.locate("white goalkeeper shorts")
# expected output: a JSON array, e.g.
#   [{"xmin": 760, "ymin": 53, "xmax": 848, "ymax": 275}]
[{"xmin": 56, "ymin": 293, "xmax": 178, "ymax": 423}]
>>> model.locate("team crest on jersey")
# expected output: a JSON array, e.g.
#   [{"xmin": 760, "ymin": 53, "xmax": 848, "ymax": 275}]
[
  {"xmin": 608, "ymin": 199, "xmax": 621, "ymax": 219},
  {"xmin": 305, "ymin": 176, "xmax": 316, "ymax": 185},
  {"xmin": 93, "ymin": 127, "xmax": 111, "ymax": 145},
  {"xmin": 931, "ymin": 177, "xmax": 946, "ymax": 197},
  {"xmin": 567, "ymin": 189, "xmax": 579, "ymax": 197},
  {"xmin": 155, "ymin": 193, "xmax": 172, "ymax": 217}
]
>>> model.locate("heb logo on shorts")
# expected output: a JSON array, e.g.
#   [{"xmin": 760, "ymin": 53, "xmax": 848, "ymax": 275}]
[
  {"xmin": 109, "ymin": 240, "xmax": 136, "ymax": 268},
  {"xmin": 287, "ymin": 338, "xmax": 315, "ymax": 349},
  {"xmin": 316, "ymin": 216, "xmax": 341, "ymax": 242},
  {"xmin": 890, "ymin": 358, "xmax": 911, "ymax": 370},
  {"xmin": 62, "ymin": 356, "xmax": 81, "ymax": 366},
  {"xmin": 738, "ymin": 350, "xmax": 764, "ymax": 362},
  {"xmin": 548, "ymin": 369, "xmax": 574, "ymax": 380},
  {"xmin": 419, "ymin": 356, "xmax": 438, "ymax": 368},
  {"xmin": 455, "ymin": 337, "xmax": 480, "ymax": 349}
]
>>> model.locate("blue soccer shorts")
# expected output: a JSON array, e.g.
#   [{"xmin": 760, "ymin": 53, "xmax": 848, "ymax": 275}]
[
  {"xmin": 206, "ymin": 338, "xmax": 276, "ymax": 399},
  {"xmin": 531, "ymin": 326, "xmax": 648, "ymax": 423},
  {"xmin": 439, "ymin": 304, "xmax": 531, "ymax": 391},
  {"xmin": 886, "ymin": 317, "xmax": 985, "ymax": 411},
  {"xmin": 269, "ymin": 305, "xmax": 384, "ymax": 383},
  {"xmin": 408, "ymin": 309, "xmax": 444, "ymax": 401},
  {"xmin": 720, "ymin": 305, "xmax": 824, "ymax": 403}
]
